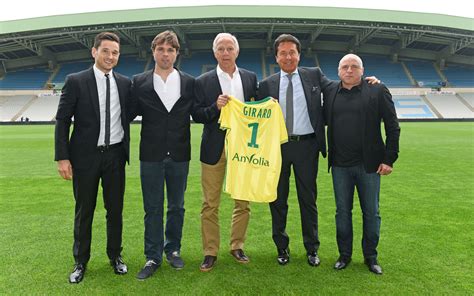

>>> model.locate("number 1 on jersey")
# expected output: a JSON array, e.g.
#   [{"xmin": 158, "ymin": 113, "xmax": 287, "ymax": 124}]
[{"xmin": 247, "ymin": 122, "xmax": 259, "ymax": 148}]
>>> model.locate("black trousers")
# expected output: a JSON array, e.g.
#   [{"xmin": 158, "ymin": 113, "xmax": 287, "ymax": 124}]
[
  {"xmin": 71, "ymin": 145, "xmax": 126, "ymax": 264},
  {"xmin": 270, "ymin": 138, "xmax": 320, "ymax": 253}
]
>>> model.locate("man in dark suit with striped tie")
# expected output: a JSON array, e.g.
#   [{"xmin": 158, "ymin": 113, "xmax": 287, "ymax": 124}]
[{"xmin": 55, "ymin": 32, "xmax": 131, "ymax": 284}]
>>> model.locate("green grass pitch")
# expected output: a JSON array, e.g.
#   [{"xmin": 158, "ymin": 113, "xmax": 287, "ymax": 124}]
[{"xmin": 0, "ymin": 122, "xmax": 473, "ymax": 294}]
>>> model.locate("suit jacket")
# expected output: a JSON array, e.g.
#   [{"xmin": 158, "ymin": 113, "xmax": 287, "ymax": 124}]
[
  {"xmin": 55, "ymin": 68, "xmax": 131, "ymax": 169},
  {"xmin": 323, "ymin": 80, "xmax": 400, "ymax": 173},
  {"xmin": 193, "ymin": 68, "xmax": 258, "ymax": 165},
  {"xmin": 130, "ymin": 69, "xmax": 195, "ymax": 162},
  {"xmin": 258, "ymin": 67, "xmax": 330, "ymax": 157}
]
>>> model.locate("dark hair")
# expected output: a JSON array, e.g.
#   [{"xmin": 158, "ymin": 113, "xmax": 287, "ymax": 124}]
[
  {"xmin": 274, "ymin": 34, "xmax": 301, "ymax": 56},
  {"xmin": 151, "ymin": 30, "xmax": 180, "ymax": 52},
  {"xmin": 93, "ymin": 32, "xmax": 120, "ymax": 49}
]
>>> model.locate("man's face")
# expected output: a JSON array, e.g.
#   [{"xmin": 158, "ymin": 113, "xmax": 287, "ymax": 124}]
[
  {"xmin": 338, "ymin": 57, "xmax": 364, "ymax": 88},
  {"xmin": 276, "ymin": 41, "xmax": 300, "ymax": 73},
  {"xmin": 91, "ymin": 40, "xmax": 120, "ymax": 73},
  {"xmin": 214, "ymin": 37, "xmax": 238, "ymax": 69},
  {"xmin": 153, "ymin": 42, "xmax": 178, "ymax": 71}
]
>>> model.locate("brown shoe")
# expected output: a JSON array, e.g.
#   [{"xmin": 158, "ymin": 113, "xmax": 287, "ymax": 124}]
[
  {"xmin": 230, "ymin": 249, "xmax": 249, "ymax": 263},
  {"xmin": 200, "ymin": 255, "xmax": 217, "ymax": 272}
]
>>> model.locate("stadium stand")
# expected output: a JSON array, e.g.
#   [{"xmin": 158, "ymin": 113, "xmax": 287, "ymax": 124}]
[
  {"xmin": 0, "ymin": 68, "xmax": 50, "ymax": 90},
  {"xmin": 442, "ymin": 64, "xmax": 474, "ymax": 87},
  {"xmin": 458, "ymin": 92, "xmax": 474, "ymax": 108},
  {"xmin": 114, "ymin": 56, "xmax": 147, "ymax": 78},
  {"xmin": 425, "ymin": 93, "xmax": 473, "ymax": 118},
  {"xmin": 361, "ymin": 55, "xmax": 412, "ymax": 87},
  {"xmin": 0, "ymin": 95, "xmax": 35, "ymax": 121},
  {"xmin": 405, "ymin": 60, "xmax": 444, "ymax": 87},
  {"xmin": 315, "ymin": 52, "xmax": 341, "ymax": 80},
  {"xmin": 52, "ymin": 61, "xmax": 92, "ymax": 85},
  {"xmin": 180, "ymin": 52, "xmax": 215, "ymax": 78},
  {"xmin": 392, "ymin": 96, "xmax": 437, "ymax": 119},
  {"xmin": 20, "ymin": 94, "xmax": 60, "ymax": 121},
  {"xmin": 237, "ymin": 49, "xmax": 265, "ymax": 81}
]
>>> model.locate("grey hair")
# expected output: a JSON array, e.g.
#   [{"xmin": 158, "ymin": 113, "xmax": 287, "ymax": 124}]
[
  {"xmin": 212, "ymin": 33, "xmax": 240, "ymax": 53},
  {"xmin": 339, "ymin": 54, "xmax": 364, "ymax": 69}
]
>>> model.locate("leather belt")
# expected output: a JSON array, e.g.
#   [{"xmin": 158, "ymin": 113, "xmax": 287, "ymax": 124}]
[
  {"xmin": 288, "ymin": 133, "xmax": 316, "ymax": 142},
  {"xmin": 97, "ymin": 142, "xmax": 122, "ymax": 152}
]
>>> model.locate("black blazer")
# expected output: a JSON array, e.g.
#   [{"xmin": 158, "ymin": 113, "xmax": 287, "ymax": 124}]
[
  {"xmin": 55, "ymin": 68, "xmax": 131, "ymax": 169},
  {"xmin": 193, "ymin": 68, "xmax": 258, "ymax": 165},
  {"xmin": 130, "ymin": 69, "xmax": 195, "ymax": 162},
  {"xmin": 323, "ymin": 80, "xmax": 401, "ymax": 173},
  {"xmin": 258, "ymin": 67, "xmax": 330, "ymax": 157}
]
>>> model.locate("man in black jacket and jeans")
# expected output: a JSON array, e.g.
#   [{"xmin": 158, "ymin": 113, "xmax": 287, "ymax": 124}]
[
  {"xmin": 323, "ymin": 53, "xmax": 400, "ymax": 275},
  {"xmin": 129, "ymin": 31, "xmax": 195, "ymax": 280}
]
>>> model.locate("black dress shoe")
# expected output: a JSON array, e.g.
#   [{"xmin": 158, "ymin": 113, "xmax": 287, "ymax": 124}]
[
  {"xmin": 230, "ymin": 249, "xmax": 249, "ymax": 263},
  {"xmin": 334, "ymin": 256, "xmax": 351, "ymax": 270},
  {"xmin": 277, "ymin": 248, "xmax": 290, "ymax": 265},
  {"xmin": 200, "ymin": 255, "xmax": 217, "ymax": 272},
  {"xmin": 110, "ymin": 256, "xmax": 128, "ymax": 275},
  {"xmin": 69, "ymin": 263, "xmax": 86, "ymax": 284},
  {"xmin": 307, "ymin": 252, "xmax": 320, "ymax": 267},
  {"xmin": 365, "ymin": 258, "xmax": 383, "ymax": 275}
]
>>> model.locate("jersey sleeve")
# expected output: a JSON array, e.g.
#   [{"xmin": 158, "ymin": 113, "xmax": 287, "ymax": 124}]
[{"xmin": 218, "ymin": 100, "xmax": 230, "ymax": 130}]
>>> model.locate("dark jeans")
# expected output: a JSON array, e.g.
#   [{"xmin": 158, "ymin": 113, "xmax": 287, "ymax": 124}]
[
  {"xmin": 332, "ymin": 164, "xmax": 381, "ymax": 260},
  {"xmin": 140, "ymin": 159, "xmax": 188, "ymax": 263}
]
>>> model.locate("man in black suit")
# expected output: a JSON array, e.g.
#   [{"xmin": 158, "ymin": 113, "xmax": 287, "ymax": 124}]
[
  {"xmin": 129, "ymin": 31, "xmax": 195, "ymax": 280},
  {"xmin": 323, "ymin": 54, "xmax": 400, "ymax": 275},
  {"xmin": 193, "ymin": 33, "xmax": 258, "ymax": 271},
  {"xmin": 55, "ymin": 32, "xmax": 131, "ymax": 283},
  {"xmin": 258, "ymin": 34, "xmax": 329, "ymax": 267}
]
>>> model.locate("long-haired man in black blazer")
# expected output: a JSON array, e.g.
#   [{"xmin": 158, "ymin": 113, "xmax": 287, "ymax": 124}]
[
  {"xmin": 193, "ymin": 33, "xmax": 258, "ymax": 271},
  {"xmin": 55, "ymin": 32, "xmax": 131, "ymax": 283},
  {"xmin": 129, "ymin": 31, "xmax": 196, "ymax": 280}
]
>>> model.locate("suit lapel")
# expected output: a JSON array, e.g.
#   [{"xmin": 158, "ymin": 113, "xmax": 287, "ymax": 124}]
[
  {"xmin": 145, "ymin": 70, "xmax": 168, "ymax": 111},
  {"xmin": 113, "ymin": 72, "xmax": 125, "ymax": 117},
  {"xmin": 211, "ymin": 69, "xmax": 223, "ymax": 96},
  {"xmin": 359, "ymin": 81, "xmax": 369, "ymax": 135},
  {"xmin": 298, "ymin": 68, "xmax": 313, "ymax": 111},
  {"xmin": 269, "ymin": 74, "xmax": 280, "ymax": 101},
  {"xmin": 86, "ymin": 68, "xmax": 100, "ymax": 121},
  {"xmin": 239, "ymin": 69, "xmax": 253, "ymax": 101}
]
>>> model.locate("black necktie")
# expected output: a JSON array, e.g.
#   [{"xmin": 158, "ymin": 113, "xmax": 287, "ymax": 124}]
[
  {"xmin": 286, "ymin": 73, "xmax": 294, "ymax": 135},
  {"xmin": 105, "ymin": 73, "xmax": 111, "ymax": 146}
]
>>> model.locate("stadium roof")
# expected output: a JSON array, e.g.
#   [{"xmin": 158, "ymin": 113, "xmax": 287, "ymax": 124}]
[{"xmin": 0, "ymin": 5, "xmax": 473, "ymax": 73}]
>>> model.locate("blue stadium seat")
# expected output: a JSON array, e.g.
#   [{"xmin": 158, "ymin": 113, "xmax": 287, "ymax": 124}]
[
  {"xmin": 0, "ymin": 68, "xmax": 50, "ymax": 89},
  {"xmin": 443, "ymin": 64, "xmax": 474, "ymax": 87},
  {"xmin": 405, "ymin": 60, "xmax": 443, "ymax": 87},
  {"xmin": 53, "ymin": 61, "xmax": 92, "ymax": 84},
  {"xmin": 115, "ymin": 56, "xmax": 147, "ymax": 78}
]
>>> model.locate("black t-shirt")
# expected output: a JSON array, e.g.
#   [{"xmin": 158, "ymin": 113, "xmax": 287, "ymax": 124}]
[{"xmin": 332, "ymin": 84, "xmax": 363, "ymax": 167}]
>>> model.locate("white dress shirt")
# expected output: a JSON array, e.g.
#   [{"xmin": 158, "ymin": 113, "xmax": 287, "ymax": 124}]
[
  {"xmin": 216, "ymin": 65, "xmax": 245, "ymax": 102},
  {"xmin": 279, "ymin": 69, "xmax": 315, "ymax": 135},
  {"xmin": 93, "ymin": 64, "xmax": 124, "ymax": 146},
  {"xmin": 154, "ymin": 69, "xmax": 181, "ymax": 112}
]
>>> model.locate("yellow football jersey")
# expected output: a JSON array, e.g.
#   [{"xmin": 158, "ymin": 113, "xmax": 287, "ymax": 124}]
[{"xmin": 219, "ymin": 96, "xmax": 288, "ymax": 203}]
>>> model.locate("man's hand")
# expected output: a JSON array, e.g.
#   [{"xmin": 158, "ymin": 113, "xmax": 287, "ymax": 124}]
[
  {"xmin": 365, "ymin": 76, "xmax": 381, "ymax": 85},
  {"xmin": 216, "ymin": 94, "xmax": 230, "ymax": 110},
  {"xmin": 377, "ymin": 163, "xmax": 393, "ymax": 176},
  {"xmin": 57, "ymin": 160, "xmax": 73, "ymax": 180}
]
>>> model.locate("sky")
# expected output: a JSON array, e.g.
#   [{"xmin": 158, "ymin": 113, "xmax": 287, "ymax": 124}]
[{"xmin": 1, "ymin": 0, "xmax": 473, "ymax": 22}]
